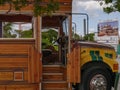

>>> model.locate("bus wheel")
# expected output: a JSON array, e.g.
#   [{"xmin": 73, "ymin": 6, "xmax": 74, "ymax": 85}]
[{"xmin": 77, "ymin": 67, "xmax": 112, "ymax": 90}]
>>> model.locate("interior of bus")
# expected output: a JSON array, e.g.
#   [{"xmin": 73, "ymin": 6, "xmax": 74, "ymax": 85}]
[{"xmin": 0, "ymin": 14, "xmax": 69, "ymax": 65}]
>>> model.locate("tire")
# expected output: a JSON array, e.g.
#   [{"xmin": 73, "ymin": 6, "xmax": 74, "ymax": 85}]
[{"xmin": 76, "ymin": 66, "xmax": 112, "ymax": 90}]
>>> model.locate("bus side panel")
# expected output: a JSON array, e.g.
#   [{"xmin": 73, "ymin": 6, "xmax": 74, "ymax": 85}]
[{"xmin": 0, "ymin": 41, "xmax": 41, "ymax": 90}]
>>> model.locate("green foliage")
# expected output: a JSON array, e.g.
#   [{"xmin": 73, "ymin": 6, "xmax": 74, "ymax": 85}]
[
  {"xmin": 72, "ymin": 31, "xmax": 82, "ymax": 40},
  {"xmin": 83, "ymin": 33, "xmax": 95, "ymax": 41},
  {"xmin": 72, "ymin": 32, "xmax": 80, "ymax": 40},
  {"xmin": 15, "ymin": 29, "xmax": 33, "ymax": 38},
  {"xmin": 105, "ymin": 0, "xmax": 112, "ymax": 4},
  {"xmin": 74, "ymin": 33, "xmax": 80, "ymax": 40},
  {"xmin": 21, "ymin": 29, "xmax": 33, "ymax": 38},
  {"xmin": 3, "ymin": 22, "xmax": 17, "ymax": 38},
  {"xmin": 103, "ymin": 0, "xmax": 120, "ymax": 13},
  {"xmin": 0, "ymin": 0, "xmax": 59, "ymax": 16},
  {"xmin": 3, "ymin": 22, "xmax": 33, "ymax": 38},
  {"xmin": 42, "ymin": 29, "xmax": 58, "ymax": 50},
  {"xmin": 103, "ymin": 6, "xmax": 114, "ymax": 13}
]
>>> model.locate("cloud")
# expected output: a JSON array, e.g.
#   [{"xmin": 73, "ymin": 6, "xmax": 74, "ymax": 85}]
[
  {"xmin": 79, "ymin": 1, "xmax": 102, "ymax": 11},
  {"xmin": 72, "ymin": 0, "xmax": 103, "ymax": 18},
  {"xmin": 89, "ymin": 28, "xmax": 95, "ymax": 33}
]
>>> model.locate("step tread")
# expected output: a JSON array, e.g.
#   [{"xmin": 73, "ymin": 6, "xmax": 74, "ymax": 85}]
[
  {"xmin": 43, "ymin": 73, "xmax": 64, "ymax": 81},
  {"xmin": 42, "ymin": 65, "xmax": 67, "ymax": 89},
  {"xmin": 42, "ymin": 81, "xmax": 67, "ymax": 83},
  {"xmin": 43, "ymin": 72, "xmax": 63, "ymax": 75},
  {"xmin": 43, "ymin": 65, "xmax": 63, "ymax": 67},
  {"xmin": 43, "ymin": 88, "xmax": 67, "ymax": 90}
]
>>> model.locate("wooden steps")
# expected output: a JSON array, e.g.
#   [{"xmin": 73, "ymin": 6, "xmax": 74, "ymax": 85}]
[
  {"xmin": 43, "ymin": 65, "xmax": 63, "ymax": 73},
  {"xmin": 43, "ymin": 73, "xmax": 63, "ymax": 81},
  {"xmin": 42, "ymin": 65, "xmax": 68, "ymax": 90}
]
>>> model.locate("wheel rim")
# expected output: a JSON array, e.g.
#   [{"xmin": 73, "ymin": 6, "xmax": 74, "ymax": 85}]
[{"xmin": 90, "ymin": 74, "xmax": 107, "ymax": 90}]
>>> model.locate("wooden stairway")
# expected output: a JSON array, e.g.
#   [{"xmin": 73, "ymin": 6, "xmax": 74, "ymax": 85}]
[{"xmin": 42, "ymin": 65, "xmax": 68, "ymax": 90}]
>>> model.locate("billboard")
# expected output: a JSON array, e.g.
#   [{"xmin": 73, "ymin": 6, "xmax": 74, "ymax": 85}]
[
  {"xmin": 98, "ymin": 20, "xmax": 118, "ymax": 36},
  {"xmin": 95, "ymin": 20, "xmax": 119, "ymax": 51}
]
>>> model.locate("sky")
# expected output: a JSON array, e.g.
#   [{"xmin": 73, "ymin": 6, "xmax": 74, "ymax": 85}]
[{"xmin": 72, "ymin": 0, "xmax": 120, "ymax": 36}]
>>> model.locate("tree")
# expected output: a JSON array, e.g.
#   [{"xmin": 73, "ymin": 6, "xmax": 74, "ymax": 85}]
[
  {"xmin": 3, "ymin": 22, "xmax": 33, "ymax": 38},
  {"xmin": 15, "ymin": 29, "xmax": 33, "ymax": 38},
  {"xmin": 0, "ymin": 0, "xmax": 59, "ymax": 16},
  {"xmin": 83, "ymin": 33, "xmax": 95, "ymax": 41},
  {"xmin": 72, "ymin": 32, "xmax": 81, "ymax": 40},
  {"xmin": 100, "ymin": 0, "xmax": 120, "ymax": 13},
  {"xmin": 3, "ymin": 22, "xmax": 17, "ymax": 38}
]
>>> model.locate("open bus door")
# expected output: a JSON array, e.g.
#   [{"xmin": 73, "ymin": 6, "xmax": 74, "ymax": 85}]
[
  {"xmin": 67, "ymin": 12, "xmax": 89, "ymax": 85},
  {"xmin": 41, "ymin": 15, "xmax": 71, "ymax": 65}
]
